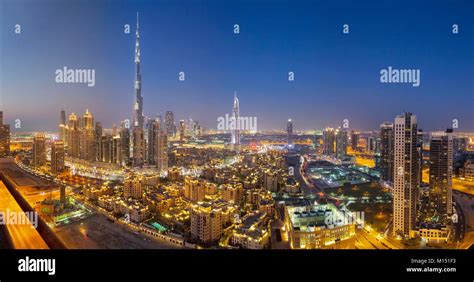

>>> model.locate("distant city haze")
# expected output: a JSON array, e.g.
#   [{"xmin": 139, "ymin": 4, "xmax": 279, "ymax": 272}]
[{"xmin": 1, "ymin": 0, "xmax": 473, "ymax": 132}]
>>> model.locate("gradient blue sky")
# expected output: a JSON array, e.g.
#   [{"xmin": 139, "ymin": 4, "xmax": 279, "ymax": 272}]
[{"xmin": 1, "ymin": 0, "xmax": 473, "ymax": 132}]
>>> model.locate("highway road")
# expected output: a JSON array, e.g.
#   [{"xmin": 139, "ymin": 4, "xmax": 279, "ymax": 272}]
[{"xmin": 0, "ymin": 181, "xmax": 49, "ymax": 249}]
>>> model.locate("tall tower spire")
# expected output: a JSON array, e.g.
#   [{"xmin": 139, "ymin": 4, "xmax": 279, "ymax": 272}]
[
  {"xmin": 132, "ymin": 12, "xmax": 145, "ymax": 166},
  {"xmin": 133, "ymin": 11, "xmax": 143, "ymax": 127},
  {"xmin": 231, "ymin": 92, "xmax": 240, "ymax": 148}
]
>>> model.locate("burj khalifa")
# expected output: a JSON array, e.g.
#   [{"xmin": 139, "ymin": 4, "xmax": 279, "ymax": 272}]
[{"xmin": 132, "ymin": 12, "xmax": 145, "ymax": 166}]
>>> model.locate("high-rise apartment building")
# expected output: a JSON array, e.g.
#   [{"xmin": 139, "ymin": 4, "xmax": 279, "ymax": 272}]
[
  {"xmin": 179, "ymin": 120, "xmax": 185, "ymax": 141},
  {"xmin": 323, "ymin": 128, "xmax": 335, "ymax": 155},
  {"xmin": 428, "ymin": 129, "xmax": 453, "ymax": 218},
  {"xmin": 33, "ymin": 134, "xmax": 46, "ymax": 167},
  {"xmin": 120, "ymin": 121, "xmax": 130, "ymax": 166},
  {"xmin": 393, "ymin": 113, "xmax": 419, "ymax": 237},
  {"xmin": 146, "ymin": 118, "xmax": 157, "ymax": 165},
  {"xmin": 165, "ymin": 111, "xmax": 175, "ymax": 137},
  {"xmin": 67, "ymin": 113, "xmax": 80, "ymax": 158},
  {"xmin": 350, "ymin": 130, "xmax": 359, "ymax": 150},
  {"xmin": 51, "ymin": 140, "xmax": 65, "ymax": 174},
  {"xmin": 155, "ymin": 126, "xmax": 168, "ymax": 172},
  {"xmin": 335, "ymin": 128, "xmax": 347, "ymax": 159},
  {"xmin": 80, "ymin": 109, "xmax": 96, "ymax": 161},
  {"xmin": 380, "ymin": 122, "xmax": 394, "ymax": 182}
]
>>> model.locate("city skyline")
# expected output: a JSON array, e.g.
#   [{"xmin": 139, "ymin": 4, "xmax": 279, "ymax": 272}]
[
  {"xmin": 1, "ymin": 2, "xmax": 474, "ymax": 281},
  {"xmin": 1, "ymin": 0, "xmax": 473, "ymax": 132}
]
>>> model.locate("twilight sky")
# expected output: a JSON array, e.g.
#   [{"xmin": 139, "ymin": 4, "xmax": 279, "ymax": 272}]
[{"xmin": 0, "ymin": 0, "xmax": 473, "ymax": 132}]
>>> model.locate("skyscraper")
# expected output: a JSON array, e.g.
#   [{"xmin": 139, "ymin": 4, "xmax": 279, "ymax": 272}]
[
  {"xmin": 80, "ymin": 109, "xmax": 96, "ymax": 161},
  {"xmin": 231, "ymin": 93, "xmax": 240, "ymax": 147},
  {"xmin": 165, "ymin": 111, "xmax": 175, "ymax": 137},
  {"xmin": 350, "ymin": 131, "xmax": 359, "ymax": 151},
  {"xmin": 366, "ymin": 136, "xmax": 375, "ymax": 153},
  {"xmin": 287, "ymin": 119, "xmax": 293, "ymax": 146},
  {"xmin": 60, "ymin": 110, "xmax": 66, "ymax": 126},
  {"xmin": 59, "ymin": 110, "xmax": 67, "ymax": 144},
  {"xmin": 99, "ymin": 135, "xmax": 112, "ymax": 163},
  {"xmin": 132, "ymin": 12, "xmax": 145, "ymax": 167},
  {"xmin": 335, "ymin": 128, "xmax": 347, "ymax": 159},
  {"xmin": 155, "ymin": 125, "xmax": 168, "ymax": 172},
  {"xmin": 428, "ymin": 129, "xmax": 453, "ymax": 218},
  {"xmin": 380, "ymin": 122, "xmax": 394, "ymax": 182},
  {"xmin": 120, "ymin": 121, "xmax": 131, "ymax": 166},
  {"xmin": 95, "ymin": 121, "xmax": 103, "ymax": 161},
  {"xmin": 33, "ymin": 134, "xmax": 46, "ymax": 167},
  {"xmin": 51, "ymin": 140, "xmax": 65, "ymax": 174},
  {"xmin": 0, "ymin": 111, "xmax": 10, "ymax": 156},
  {"xmin": 393, "ymin": 113, "xmax": 419, "ymax": 237},
  {"xmin": 111, "ymin": 135, "xmax": 121, "ymax": 164},
  {"xmin": 323, "ymin": 128, "xmax": 335, "ymax": 156},
  {"xmin": 67, "ymin": 113, "xmax": 80, "ymax": 158},
  {"xmin": 192, "ymin": 120, "xmax": 200, "ymax": 139},
  {"xmin": 179, "ymin": 119, "xmax": 185, "ymax": 141},
  {"xmin": 417, "ymin": 128, "xmax": 424, "ymax": 188},
  {"xmin": 146, "ymin": 118, "xmax": 158, "ymax": 165}
]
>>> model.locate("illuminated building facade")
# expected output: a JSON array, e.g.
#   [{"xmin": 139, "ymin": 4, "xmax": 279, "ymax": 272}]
[
  {"xmin": 59, "ymin": 110, "xmax": 67, "ymax": 144},
  {"xmin": 179, "ymin": 119, "xmax": 185, "ymax": 141},
  {"xmin": 287, "ymin": 119, "xmax": 293, "ymax": 146},
  {"xmin": 33, "ymin": 133, "xmax": 46, "ymax": 167},
  {"xmin": 393, "ymin": 112, "xmax": 419, "ymax": 237},
  {"xmin": 67, "ymin": 113, "xmax": 81, "ymax": 158},
  {"xmin": 323, "ymin": 127, "xmax": 335, "ymax": 155},
  {"xmin": 231, "ymin": 93, "xmax": 240, "ymax": 148},
  {"xmin": 231, "ymin": 211, "xmax": 270, "ymax": 249},
  {"xmin": 219, "ymin": 183, "xmax": 243, "ymax": 204},
  {"xmin": 284, "ymin": 202, "xmax": 356, "ymax": 249},
  {"xmin": 184, "ymin": 177, "xmax": 206, "ymax": 202},
  {"xmin": 120, "ymin": 121, "xmax": 130, "ymax": 166},
  {"xmin": 123, "ymin": 174, "xmax": 144, "ymax": 199},
  {"xmin": 350, "ymin": 130, "xmax": 359, "ymax": 150},
  {"xmin": 190, "ymin": 200, "xmax": 236, "ymax": 244},
  {"xmin": 380, "ymin": 122, "xmax": 394, "ymax": 182},
  {"xmin": 335, "ymin": 128, "xmax": 347, "ymax": 159},
  {"xmin": 156, "ymin": 127, "xmax": 168, "ymax": 172},
  {"xmin": 428, "ymin": 129, "xmax": 453, "ymax": 218},
  {"xmin": 80, "ymin": 109, "xmax": 96, "ymax": 161},
  {"xmin": 165, "ymin": 111, "xmax": 175, "ymax": 137},
  {"xmin": 132, "ymin": 13, "xmax": 145, "ymax": 167},
  {"xmin": 51, "ymin": 140, "xmax": 65, "ymax": 174},
  {"xmin": 0, "ymin": 111, "xmax": 10, "ymax": 156}
]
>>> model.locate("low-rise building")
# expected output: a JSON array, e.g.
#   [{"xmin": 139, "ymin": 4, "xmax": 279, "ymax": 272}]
[
  {"xmin": 463, "ymin": 160, "xmax": 474, "ymax": 181},
  {"xmin": 190, "ymin": 199, "xmax": 237, "ymax": 244},
  {"xmin": 220, "ymin": 183, "xmax": 243, "ymax": 204},
  {"xmin": 98, "ymin": 195, "xmax": 149, "ymax": 223},
  {"xmin": 284, "ymin": 202, "xmax": 356, "ymax": 249},
  {"xmin": 231, "ymin": 211, "xmax": 270, "ymax": 249},
  {"xmin": 410, "ymin": 223, "xmax": 451, "ymax": 243}
]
